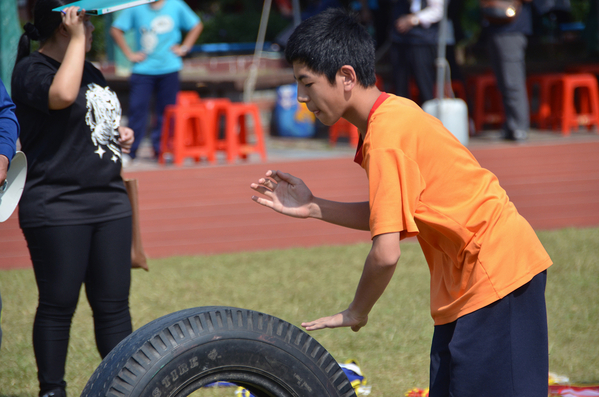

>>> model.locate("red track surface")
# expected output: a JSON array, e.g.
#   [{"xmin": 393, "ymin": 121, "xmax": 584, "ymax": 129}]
[{"xmin": 1, "ymin": 141, "xmax": 598, "ymax": 270}]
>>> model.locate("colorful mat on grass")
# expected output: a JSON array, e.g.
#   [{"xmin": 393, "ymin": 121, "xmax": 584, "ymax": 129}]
[
  {"xmin": 404, "ymin": 386, "xmax": 599, "ymax": 397},
  {"xmin": 549, "ymin": 385, "xmax": 599, "ymax": 397},
  {"xmin": 205, "ymin": 359, "xmax": 371, "ymax": 396}
]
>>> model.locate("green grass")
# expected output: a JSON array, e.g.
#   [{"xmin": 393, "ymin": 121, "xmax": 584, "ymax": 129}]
[{"xmin": 0, "ymin": 227, "xmax": 598, "ymax": 396}]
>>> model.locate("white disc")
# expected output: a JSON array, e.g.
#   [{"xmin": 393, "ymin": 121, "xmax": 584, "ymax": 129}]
[{"xmin": 0, "ymin": 151, "xmax": 27, "ymax": 222}]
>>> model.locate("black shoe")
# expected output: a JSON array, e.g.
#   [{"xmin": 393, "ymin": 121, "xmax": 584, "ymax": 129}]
[
  {"xmin": 40, "ymin": 388, "xmax": 66, "ymax": 397},
  {"xmin": 502, "ymin": 129, "xmax": 528, "ymax": 141}
]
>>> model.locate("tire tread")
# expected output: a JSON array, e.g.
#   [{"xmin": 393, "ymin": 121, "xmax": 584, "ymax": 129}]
[{"xmin": 81, "ymin": 307, "xmax": 356, "ymax": 397}]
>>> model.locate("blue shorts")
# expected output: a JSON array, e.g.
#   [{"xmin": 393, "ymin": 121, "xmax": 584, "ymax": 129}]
[{"xmin": 430, "ymin": 270, "xmax": 548, "ymax": 397}]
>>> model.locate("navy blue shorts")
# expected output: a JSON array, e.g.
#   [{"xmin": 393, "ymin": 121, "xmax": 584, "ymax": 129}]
[{"xmin": 429, "ymin": 270, "xmax": 548, "ymax": 397}]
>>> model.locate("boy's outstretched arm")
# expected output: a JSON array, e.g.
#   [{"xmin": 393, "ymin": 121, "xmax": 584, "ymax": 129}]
[
  {"xmin": 302, "ymin": 232, "xmax": 400, "ymax": 332},
  {"xmin": 250, "ymin": 170, "xmax": 370, "ymax": 230}
]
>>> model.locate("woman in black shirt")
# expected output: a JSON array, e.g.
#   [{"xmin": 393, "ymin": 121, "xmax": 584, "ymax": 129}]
[{"xmin": 11, "ymin": 1, "xmax": 135, "ymax": 396}]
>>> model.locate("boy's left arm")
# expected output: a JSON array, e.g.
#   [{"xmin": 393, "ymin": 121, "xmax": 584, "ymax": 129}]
[
  {"xmin": 0, "ymin": 78, "xmax": 19, "ymax": 182},
  {"xmin": 302, "ymin": 232, "xmax": 401, "ymax": 332},
  {"xmin": 172, "ymin": 22, "xmax": 203, "ymax": 57}
]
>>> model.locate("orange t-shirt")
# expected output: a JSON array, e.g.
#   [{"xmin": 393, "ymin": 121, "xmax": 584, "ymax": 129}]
[{"xmin": 357, "ymin": 93, "xmax": 552, "ymax": 325}]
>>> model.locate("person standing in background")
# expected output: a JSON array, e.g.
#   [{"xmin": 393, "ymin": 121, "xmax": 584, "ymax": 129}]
[
  {"xmin": 390, "ymin": 0, "xmax": 443, "ymax": 103},
  {"xmin": 11, "ymin": 1, "xmax": 135, "ymax": 396},
  {"xmin": 482, "ymin": 0, "xmax": 533, "ymax": 141},
  {"xmin": 110, "ymin": 0, "xmax": 202, "ymax": 164}
]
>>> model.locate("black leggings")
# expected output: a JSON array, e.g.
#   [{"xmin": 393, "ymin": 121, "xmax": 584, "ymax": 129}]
[{"xmin": 22, "ymin": 217, "xmax": 133, "ymax": 395}]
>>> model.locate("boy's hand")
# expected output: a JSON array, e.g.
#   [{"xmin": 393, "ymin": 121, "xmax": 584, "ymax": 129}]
[
  {"xmin": 250, "ymin": 170, "xmax": 314, "ymax": 218},
  {"xmin": 301, "ymin": 309, "xmax": 368, "ymax": 332}
]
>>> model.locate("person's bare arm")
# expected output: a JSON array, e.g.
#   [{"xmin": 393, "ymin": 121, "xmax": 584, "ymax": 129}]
[
  {"xmin": 251, "ymin": 170, "xmax": 370, "ymax": 230},
  {"xmin": 172, "ymin": 22, "xmax": 203, "ymax": 57},
  {"xmin": 301, "ymin": 232, "xmax": 401, "ymax": 332},
  {"xmin": 110, "ymin": 26, "xmax": 146, "ymax": 63},
  {"xmin": 48, "ymin": 7, "xmax": 87, "ymax": 110}
]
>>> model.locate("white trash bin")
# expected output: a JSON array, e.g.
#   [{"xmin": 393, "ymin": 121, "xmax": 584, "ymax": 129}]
[{"xmin": 422, "ymin": 98, "xmax": 469, "ymax": 146}]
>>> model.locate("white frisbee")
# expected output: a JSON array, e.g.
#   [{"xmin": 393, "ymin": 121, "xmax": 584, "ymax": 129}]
[{"xmin": 0, "ymin": 151, "xmax": 27, "ymax": 222}]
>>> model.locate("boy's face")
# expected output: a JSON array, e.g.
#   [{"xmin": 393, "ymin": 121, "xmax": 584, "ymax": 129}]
[{"xmin": 293, "ymin": 62, "xmax": 347, "ymax": 126}]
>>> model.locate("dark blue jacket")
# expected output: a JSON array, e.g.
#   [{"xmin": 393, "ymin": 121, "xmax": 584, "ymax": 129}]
[
  {"xmin": 391, "ymin": 0, "xmax": 440, "ymax": 45},
  {"xmin": 0, "ymin": 79, "xmax": 19, "ymax": 164},
  {"xmin": 483, "ymin": 2, "xmax": 533, "ymax": 35}
]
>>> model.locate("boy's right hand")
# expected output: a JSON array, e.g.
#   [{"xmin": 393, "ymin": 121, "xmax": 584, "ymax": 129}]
[
  {"xmin": 301, "ymin": 309, "xmax": 368, "ymax": 332},
  {"xmin": 250, "ymin": 170, "xmax": 314, "ymax": 218}
]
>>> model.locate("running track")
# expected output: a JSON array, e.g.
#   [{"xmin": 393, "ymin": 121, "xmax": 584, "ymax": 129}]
[{"xmin": 1, "ymin": 139, "xmax": 598, "ymax": 270}]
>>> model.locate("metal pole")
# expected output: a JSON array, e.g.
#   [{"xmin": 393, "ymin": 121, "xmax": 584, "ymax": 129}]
[
  {"xmin": 243, "ymin": 0, "xmax": 273, "ymax": 103},
  {"xmin": 435, "ymin": 0, "xmax": 449, "ymax": 102}
]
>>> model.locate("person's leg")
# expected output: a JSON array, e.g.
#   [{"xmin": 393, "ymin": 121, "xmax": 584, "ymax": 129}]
[
  {"xmin": 412, "ymin": 44, "xmax": 437, "ymax": 103},
  {"xmin": 429, "ymin": 321, "xmax": 456, "ymax": 396},
  {"xmin": 85, "ymin": 216, "xmax": 132, "ymax": 358},
  {"xmin": 429, "ymin": 271, "xmax": 548, "ymax": 397},
  {"xmin": 487, "ymin": 33, "xmax": 530, "ymax": 139},
  {"xmin": 151, "ymin": 72, "xmax": 180, "ymax": 158},
  {"xmin": 127, "ymin": 73, "xmax": 156, "ymax": 159},
  {"xmin": 23, "ymin": 225, "xmax": 93, "ymax": 396},
  {"xmin": 391, "ymin": 42, "xmax": 411, "ymax": 99}
]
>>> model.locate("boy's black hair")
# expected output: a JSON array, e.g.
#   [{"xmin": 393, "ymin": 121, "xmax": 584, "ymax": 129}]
[{"xmin": 285, "ymin": 8, "xmax": 377, "ymax": 87}]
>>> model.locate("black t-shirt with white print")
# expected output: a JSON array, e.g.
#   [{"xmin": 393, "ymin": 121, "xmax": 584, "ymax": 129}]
[{"xmin": 12, "ymin": 52, "xmax": 131, "ymax": 228}]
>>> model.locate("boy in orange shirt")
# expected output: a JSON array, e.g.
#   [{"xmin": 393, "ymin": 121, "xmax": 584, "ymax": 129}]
[{"xmin": 251, "ymin": 8, "xmax": 552, "ymax": 397}]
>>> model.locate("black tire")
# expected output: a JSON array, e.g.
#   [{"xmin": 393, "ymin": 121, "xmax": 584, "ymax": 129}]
[{"xmin": 81, "ymin": 306, "xmax": 357, "ymax": 397}]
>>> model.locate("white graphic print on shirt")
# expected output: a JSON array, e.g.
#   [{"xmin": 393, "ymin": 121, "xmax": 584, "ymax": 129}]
[
  {"xmin": 85, "ymin": 83, "xmax": 122, "ymax": 163},
  {"xmin": 140, "ymin": 15, "xmax": 175, "ymax": 54}
]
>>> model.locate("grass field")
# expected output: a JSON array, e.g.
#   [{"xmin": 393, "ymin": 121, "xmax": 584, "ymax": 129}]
[{"xmin": 0, "ymin": 227, "xmax": 598, "ymax": 396}]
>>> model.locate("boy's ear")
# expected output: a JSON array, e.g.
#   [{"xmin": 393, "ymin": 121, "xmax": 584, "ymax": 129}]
[{"xmin": 339, "ymin": 65, "xmax": 357, "ymax": 92}]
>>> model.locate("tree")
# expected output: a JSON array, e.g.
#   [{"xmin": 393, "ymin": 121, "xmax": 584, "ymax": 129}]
[{"xmin": 0, "ymin": 0, "xmax": 21, "ymax": 93}]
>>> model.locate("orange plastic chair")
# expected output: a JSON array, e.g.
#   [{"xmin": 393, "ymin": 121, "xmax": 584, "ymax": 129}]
[
  {"xmin": 329, "ymin": 118, "xmax": 359, "ymax": 147},
  {"xmin": 548, "ymin": 73, "xmax": 599, "ymax": 135},
  {"xmin": 466, "ymin": 74, "xmax": 504, "ymax": 132},
  {"xmin": 159, "ymin": 91, "xmax": 216, "ymax": 166},
  {"xmin": 527, "ymin": 73, "xmax": 563, "ymax": 129},
  {"xmin": 408, "ymin": 80, "xmax": 467, "ymax": 104},
  {"xmin": 218, "ymin": 102, "xmax": 267, "ymax": 163}
]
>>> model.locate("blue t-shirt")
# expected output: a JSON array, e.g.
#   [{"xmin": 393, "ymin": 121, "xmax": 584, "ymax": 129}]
[
  {"xmin": 0, "ymin": 79, "xmax": 19, "ymax": 163},
  {"xmin": 112, "ymin": 0, "xmax": 200, "ymax": 75}
]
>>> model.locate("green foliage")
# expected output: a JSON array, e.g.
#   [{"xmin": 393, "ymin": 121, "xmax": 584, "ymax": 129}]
[
  {"xmin": 570, "ymin": 0, "xmax": 591, "ymax": 23},
  {"xmin": 198, "ymin": 11, "xmax": 290, "ymax": 44},
  {"xmin": 190, "ymin": 0, "xmax": 291, "ymax": 44},
  {"xmin": 0, "ymin": 227, "xmax": 598, "ymax": 396},
  {"xmin": 89, "ymin": 15, "xmax": 107, "ymax": 61}
]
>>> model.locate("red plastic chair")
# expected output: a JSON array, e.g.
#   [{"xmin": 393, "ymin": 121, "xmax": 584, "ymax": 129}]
[
  {"xmin": 329, "ymin": 118, "xmax": 359, "ymax": 147},
  {"xmin": 466, "ymin": 74, "xmax": 504, "ymax": 132},
  {"xmin": 219, "ymin": 102, "xmax": 267, "ymax": 163},
  {"xmin": 548, "ymin": 73, "xmax": 599, "ymax": 135},
  {"xmin": 527, "ymin": 73, "xmax": 563, "ymax": 129},
  {"xmin": 159, "ymin": 91, "xmax": 217, "ymax": 166}
]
